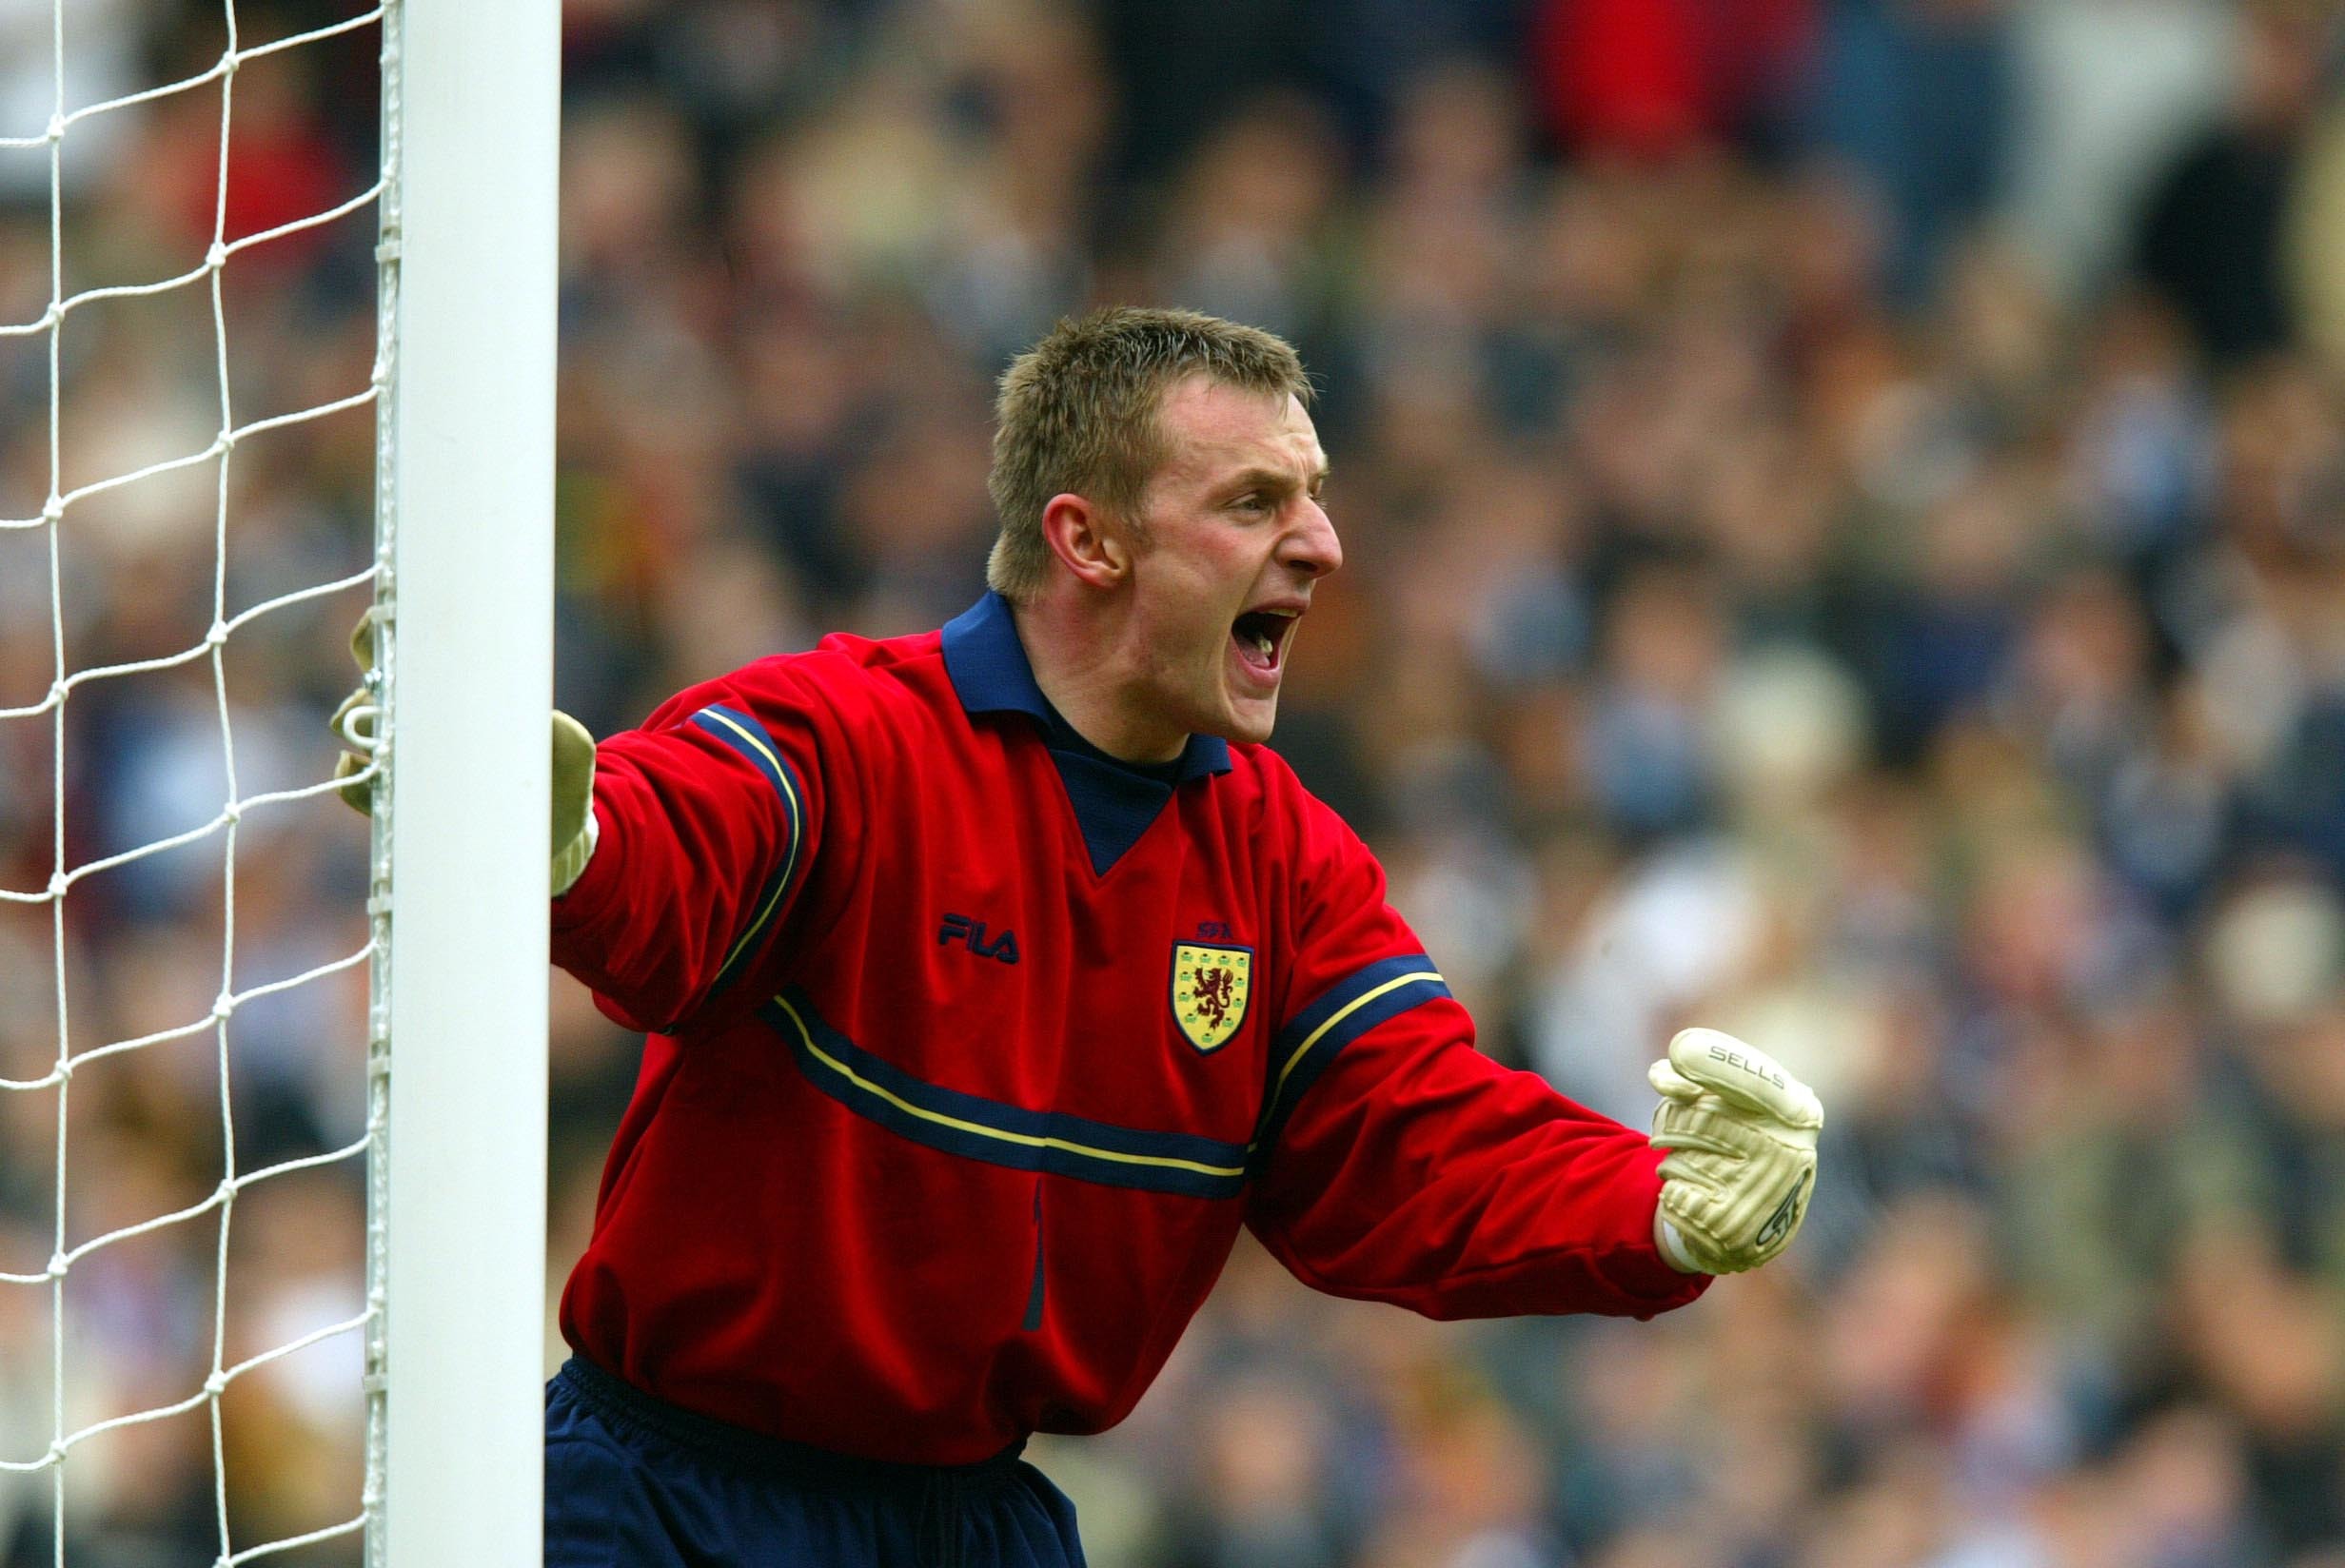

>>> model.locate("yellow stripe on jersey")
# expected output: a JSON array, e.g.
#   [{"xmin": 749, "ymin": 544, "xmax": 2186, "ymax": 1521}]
[
  {"xmin": 694, "ymin": 705, "xmax": 805, "ymax": 978},
  {"xmin": 769, "ymin": 989, "xmax": 1256, "ymax": 1186}
]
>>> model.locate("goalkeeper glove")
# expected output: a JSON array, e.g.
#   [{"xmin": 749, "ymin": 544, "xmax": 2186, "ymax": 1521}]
[
  {"xmin": 545, "ymin": 712, "xmax": 598, "ymax": 895},
  {"xmin": 328, "ymin": 615, "xmax": 600, "ymax": 895},
  {"xmin": 1647, "ymin": 1029, "xmax": 1823, "ymax": 1274}
]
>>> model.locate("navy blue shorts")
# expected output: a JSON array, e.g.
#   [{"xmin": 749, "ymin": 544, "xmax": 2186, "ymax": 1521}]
[{"xmin": 544, "ymin": 1359, "xmax": 1088, "ymax": 1568}]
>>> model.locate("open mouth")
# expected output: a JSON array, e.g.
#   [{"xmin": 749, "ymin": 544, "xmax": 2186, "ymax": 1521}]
[{"xmin": 1231, "ymin": 608, "xmax": 1299, "ymax": 679}]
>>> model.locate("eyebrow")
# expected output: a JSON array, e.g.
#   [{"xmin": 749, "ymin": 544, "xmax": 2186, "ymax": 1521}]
[{"xmin": 1224, "ymin": 464, "xmax": 1331, "ymax": 496}]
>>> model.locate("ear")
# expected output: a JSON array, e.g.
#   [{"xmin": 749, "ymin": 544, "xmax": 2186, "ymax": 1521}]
[{"xmin": 1040, "ymin": 492, "xmax": 1130, "ymax": 590}]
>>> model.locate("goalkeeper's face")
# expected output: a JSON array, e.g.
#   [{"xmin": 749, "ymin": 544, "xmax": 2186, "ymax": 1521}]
[{"xmin": 1122, "ymin": 378, "xmax": 1340, "ymax": 749}]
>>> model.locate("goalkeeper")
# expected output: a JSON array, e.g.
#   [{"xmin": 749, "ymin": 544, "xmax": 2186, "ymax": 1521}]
[{"xmin": 340, "ymin": 307, "xmax": 1822, "ymax": 1567}]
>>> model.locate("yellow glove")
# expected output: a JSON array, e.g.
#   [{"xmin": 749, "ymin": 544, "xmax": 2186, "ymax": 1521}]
[
  {"xmin": 545, "ymin": 710, "xmax": 598, "ymax": 896},
  {"xmin": 329, "ymin": 614, "xmax": 384, "ymax": 814},
  {"xmin": 328, "ymin": 614, "xmax": 599, "ymax": 895},
  {"xmin": 1648, "ymin": 1029, "xmax": 1823, "ymax": 1274}
]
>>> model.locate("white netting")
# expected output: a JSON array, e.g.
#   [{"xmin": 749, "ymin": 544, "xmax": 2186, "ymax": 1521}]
[{"xmin": 0, "ymin": 2, "xmax": 388, "ymax": 1563}]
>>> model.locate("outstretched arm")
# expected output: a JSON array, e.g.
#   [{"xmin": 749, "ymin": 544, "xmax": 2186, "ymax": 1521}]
[
  {"xmin": 544, "ymin": 672, "xmax": 850, "ymax": 1032},
  {"xmin": 1243, "ymin": 793, "xmax": 1706, "ymax": 1321},
  {"xmin": 1248, "ymin": 984, "xmax": 1711, "ymax": 1320},
  {"xmin": 332, "ymin": 629, "xmax": 855, "ymax": 1033}
]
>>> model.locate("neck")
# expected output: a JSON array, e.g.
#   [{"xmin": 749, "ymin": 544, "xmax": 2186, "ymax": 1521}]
[{"xmin": 1010, "ymin": 593, "xmax": 1186, "ymax": 765}]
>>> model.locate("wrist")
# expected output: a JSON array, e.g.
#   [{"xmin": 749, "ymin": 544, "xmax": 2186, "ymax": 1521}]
[
  {"xmin": 552, "ymin": 806, "xmax": 599, "ymax": 897},
  {"xmin": 1653, "ymin": 1205, "xmax": 1708, "ymax": 1274}
]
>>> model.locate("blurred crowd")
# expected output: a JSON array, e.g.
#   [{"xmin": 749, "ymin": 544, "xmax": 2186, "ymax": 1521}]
[{"xmin": 1, "ymin": 0, "xmax": 2343, "ymax": 1563}]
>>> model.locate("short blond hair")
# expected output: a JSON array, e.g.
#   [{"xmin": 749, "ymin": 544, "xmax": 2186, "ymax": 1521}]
[{"xmin": 985, "ymin": 307, "xmax": 1310, "ymax": 603}]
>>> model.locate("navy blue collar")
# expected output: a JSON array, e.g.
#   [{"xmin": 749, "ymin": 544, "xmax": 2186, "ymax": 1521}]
[{"xmin": 941, "ymin": 592, "xmax": 1232, "ymax": 785}]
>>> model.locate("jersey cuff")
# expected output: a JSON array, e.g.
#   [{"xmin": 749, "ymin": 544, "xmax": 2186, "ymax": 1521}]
[
  {"xmin": 1603, "ymin": 1238, "xmax": 1716, "ymax": 1311},
  {"xmin": 1610, "ymin": 1147, "xmax": 1712, "ymax": 1308}
]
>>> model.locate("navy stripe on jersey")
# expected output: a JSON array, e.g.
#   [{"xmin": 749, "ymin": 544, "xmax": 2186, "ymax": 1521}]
[
  {"xmin": 1249, "ymin": 955, "xmax": 1451, "ymax": 1171},
  {"xmin": 688, "ymin": 704, "xmax": 809, "ymax": 996},
  {"xmin": 758, "ymin": 989, "xmax": 1251, "ymax": 1200}
]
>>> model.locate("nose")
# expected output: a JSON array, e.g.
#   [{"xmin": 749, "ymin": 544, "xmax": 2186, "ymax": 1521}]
[{"xmin": 1283, "ymin": 498, "xmax": 1343, "ymax": 579}]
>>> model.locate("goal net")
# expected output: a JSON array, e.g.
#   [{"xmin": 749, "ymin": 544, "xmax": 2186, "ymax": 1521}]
[{"xmin": 0, "ymin": 2, "xmax": 554, "ymax": 1562}]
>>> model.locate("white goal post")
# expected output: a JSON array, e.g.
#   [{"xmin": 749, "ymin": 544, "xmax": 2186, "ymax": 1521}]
[
  {"xmin": 0, "ymin": 0, "xmax": 557, "ymax": 1558},
  {"xmin": 370, "ymin": 0, "xmax": 560, "ymax": 1563}
]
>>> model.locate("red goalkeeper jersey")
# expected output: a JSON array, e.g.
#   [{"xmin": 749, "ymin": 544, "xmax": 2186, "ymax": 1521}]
[{"xmin": 550, "ymin": 592, "xmax": 1706, "ymax": 1464}]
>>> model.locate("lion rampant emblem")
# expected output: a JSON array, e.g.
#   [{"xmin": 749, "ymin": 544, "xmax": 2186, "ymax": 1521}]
[{"xmin": 1171, "ymin": 943, "xmax": 1251, "ymax": 1051}]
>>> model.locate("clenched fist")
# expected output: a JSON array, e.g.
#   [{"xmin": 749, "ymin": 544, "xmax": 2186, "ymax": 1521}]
[{"xmin": 1648, "ymin": 1029, "xmax": 1823, "ymax": 1274}]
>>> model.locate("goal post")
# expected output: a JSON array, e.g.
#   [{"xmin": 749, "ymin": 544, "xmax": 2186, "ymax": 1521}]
[
  {"xmin": 370, "ymin": 0, "xmax": 560, "ymax": 1561},
  {"xmin": 0, "ymin": 0, "xmax": 560, "ymax": 1555}
]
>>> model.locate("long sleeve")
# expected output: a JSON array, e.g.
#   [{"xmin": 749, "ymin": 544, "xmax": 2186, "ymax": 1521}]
[
  {"xmin": 549, "ymin": 657, "xmax": 860, "ymax": 1034},
  {"xmin": 1244, "ymin": 795, "xmax": 1706, "ymax": 1321}
]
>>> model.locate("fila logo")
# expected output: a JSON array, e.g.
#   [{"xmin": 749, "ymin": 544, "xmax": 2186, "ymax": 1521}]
[{"xmin": 938, "ymin": 912, "xmax": 1019, "ymax": 965}]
